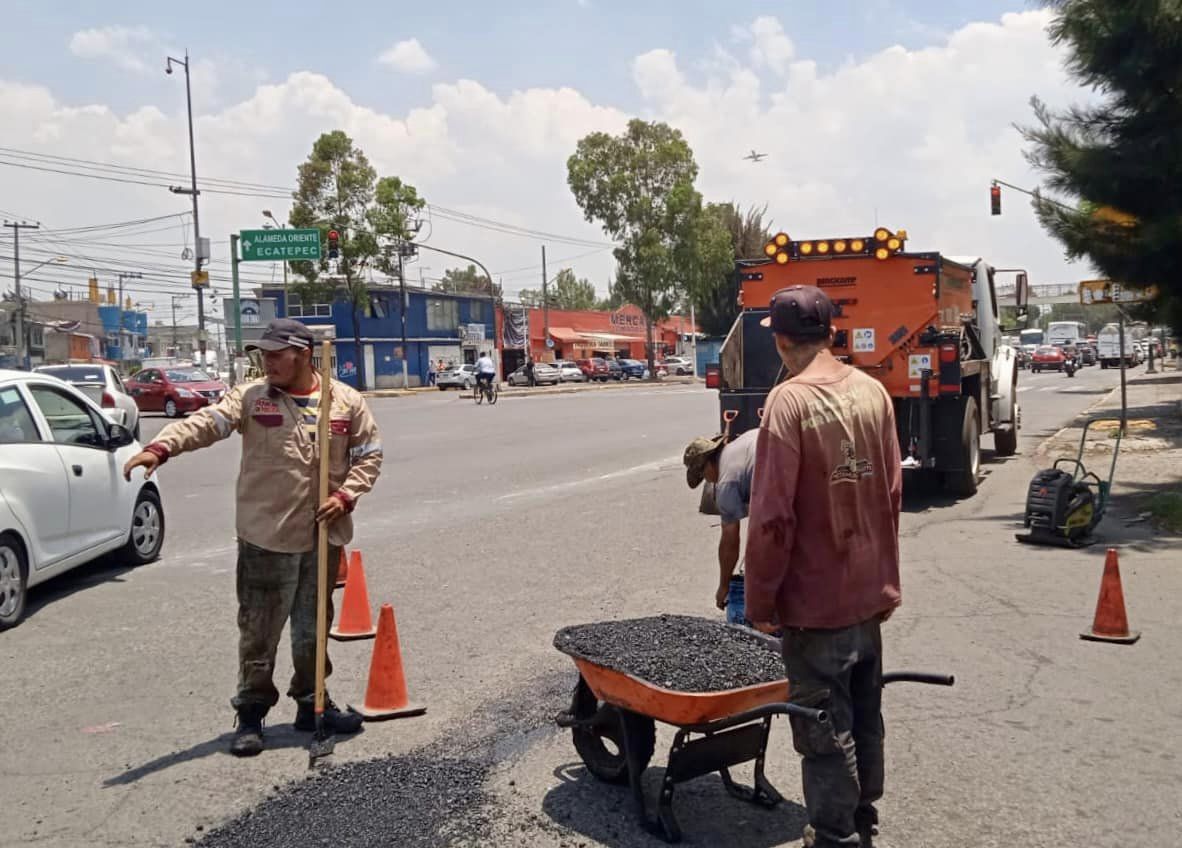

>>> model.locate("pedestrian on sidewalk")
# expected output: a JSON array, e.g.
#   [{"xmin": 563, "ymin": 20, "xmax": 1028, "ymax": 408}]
[
  {"xmin": 427, "ymin": 358, "xmax": 437, "ymax": 387},
  {"xmin": 683, "ymin": 426, "xmax": 758, "ymax": 625},
  {"xmin": 744, "ymin": 286, "xmax": 902, "ymax": 848},
  {"xmin": 525, "ymin": 356, "xmax": 536, "ymax": 388},
  {"xmin": 122, "ymin": 319, "xmax": 384, "ymax": 757}
]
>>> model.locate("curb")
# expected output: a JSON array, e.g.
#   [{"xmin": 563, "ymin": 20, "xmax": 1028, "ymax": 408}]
[
  {"xmin": 1035, "ymin": 369, "xmax": 1180, "ymax": 454},
  {"xmin": 498, "ymin": 377, "xmax": 701, "ymax": 399}
]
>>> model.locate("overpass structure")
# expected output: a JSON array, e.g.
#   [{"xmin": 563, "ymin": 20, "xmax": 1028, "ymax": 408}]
[{"xmin": 996, "ymin": 283, "xmax": 1080, "ymax": 306}]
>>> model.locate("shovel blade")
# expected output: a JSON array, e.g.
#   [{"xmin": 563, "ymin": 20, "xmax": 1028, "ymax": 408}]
[{"xmin": 307, "ymin": 725, "xmax": 336, "ymax": 768}]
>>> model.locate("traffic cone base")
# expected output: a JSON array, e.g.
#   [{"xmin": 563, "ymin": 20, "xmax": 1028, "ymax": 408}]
[
  {"xmin": 359, "ymin": 604, "xmax": 425, "ymax": 722},
  {"xmin": 1080, "ymin": 548, "xmax": 1141, "ymax": 645},
  {"xmin": 329, "ymin": 550, "xmax": 376, "ymax": 641}
]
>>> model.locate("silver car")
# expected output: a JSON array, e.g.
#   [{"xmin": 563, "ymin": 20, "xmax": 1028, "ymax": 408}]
[
  {"xmin": 34, "ymin": 363, "xmax": 141, "ymax": 440},
  {"xmin": 437, "ymin": 364, "xmax": 477, "ymax": 391},
  {"xmin": 508, "ymin": 362, "xmax": 560, "ymax": 386}
]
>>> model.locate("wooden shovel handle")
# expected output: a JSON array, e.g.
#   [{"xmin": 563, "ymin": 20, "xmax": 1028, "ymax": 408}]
[{"xmin": 314, "ymin": 341, "xmax": 333, "ymax": 717}]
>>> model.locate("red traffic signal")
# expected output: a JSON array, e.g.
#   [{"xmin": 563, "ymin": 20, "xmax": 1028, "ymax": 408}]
[
  {"xmin": 327, "ymin": 229, "xmax": 340, "ymax": 259},
  {"xmin": 327, "ymin": 230, "xmax": 339, "ymax": 241},
  {"xmin": 990, "ymin": 185, "xmax": 1001, "ymax": 216}
]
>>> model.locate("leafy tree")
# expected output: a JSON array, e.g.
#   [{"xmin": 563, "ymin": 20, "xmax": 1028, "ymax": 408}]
[
  {"xmin": 568, "ymin": 119, "xmax": 709, "ymax": 375},
  {"xmin": 289, "ymin": 132, "xmax": 426, "ymax": 388},
  {"xmin": 433, "ymin": 264, "xmax": 501, "ymax": 298},
  {"xmin": 595, "ymin": 278, "xmax": 624, "ymax": 312},
  {"xmin": 683, "ymin": 202, "xmax": 752, "ymax": 337},
  {"xmin": 1020, "ymin": 0, "xmax": 1182, "ymax": 334},
  {"xmin": 518, "ymin": 268, "xmax": 598, "ymax": 310}
]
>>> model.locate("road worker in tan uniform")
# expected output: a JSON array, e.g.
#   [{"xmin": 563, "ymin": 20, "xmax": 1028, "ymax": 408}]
[{"xmin": 123, "ymin": 318, "xmax": 383, "ymax": 757}]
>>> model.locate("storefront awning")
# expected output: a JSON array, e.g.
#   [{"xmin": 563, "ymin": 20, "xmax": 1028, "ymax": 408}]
[
  {"xmin": 546, "ymin": 327, "xmax": 644, "ymax": 346},
  {"xmin": 546, "ymin": 327, "xmax": 583, "ymax": 343}
]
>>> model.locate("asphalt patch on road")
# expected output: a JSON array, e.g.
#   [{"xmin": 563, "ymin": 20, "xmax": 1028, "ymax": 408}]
[
  {"xmin": 553, "ymin": 615, "xmax": 785, "ymax": 692},
  {"xmin": 196, "ymin": 672, "xmax": 575, "ymax": 848}
]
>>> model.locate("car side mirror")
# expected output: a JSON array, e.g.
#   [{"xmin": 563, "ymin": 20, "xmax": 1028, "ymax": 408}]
[{"xmin": 107, "ymin": 423, "xmax": 136, "ymax": 450}]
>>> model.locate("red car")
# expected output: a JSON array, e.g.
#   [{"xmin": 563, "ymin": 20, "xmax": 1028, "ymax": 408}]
[
  {"xmin": 126, "ymin": 366, "xmax": 228, "ymax": 418},
  {"xmin": 1030, "ymin": 345, "xmax": 1066, "ymax": 373},
  {"xmin": 576, "ymin": 358, "xmax": 609, "ymax": 381}
]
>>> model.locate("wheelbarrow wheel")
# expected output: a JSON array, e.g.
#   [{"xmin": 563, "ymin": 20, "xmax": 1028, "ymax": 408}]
[{"xmin": 570, "ymin": 676, "xmax": 655, "ymax": 784}]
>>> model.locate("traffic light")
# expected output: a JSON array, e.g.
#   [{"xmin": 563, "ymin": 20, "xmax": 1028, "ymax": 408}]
[
  {"xmin": 990, "ymin": 184, "xmax": 1001, "ymax": 216},
  {"xmin": 327, "ymin": 229, "xmax": 340, "ymax": 259}
]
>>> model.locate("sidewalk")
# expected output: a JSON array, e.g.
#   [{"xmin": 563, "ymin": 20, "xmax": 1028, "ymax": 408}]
[{"xmin": 1040, "ymin": 363, "xmax": 1182, "ymax": 537}]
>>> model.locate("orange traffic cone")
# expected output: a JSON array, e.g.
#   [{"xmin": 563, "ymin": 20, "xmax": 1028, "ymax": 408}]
[
  {"xmin": 356, "ymin": 604, "xmax": 426, "ymax": 721},
  {"xmin": 1081, "ymin": 548, "xmax": 1141, "ymax": 644},
  {"xmin": 334, "ymin": 548, "xmax": 349, "ymax": 589},
  {"xmin": 329, "ymin": 551, "xmax": 377, "ymax": 641}
]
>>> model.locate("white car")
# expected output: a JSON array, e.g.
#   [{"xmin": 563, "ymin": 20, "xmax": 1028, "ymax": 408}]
[
  {"xmin": 554, "ymin": 361, "xmax": 585, "ymax": 382},
  {"xmin": 34, "ymin": 363, "xmax": 141, "ymax": 441},
  {"xmin": 437, "ymin": 364, "xmax": 477, "ymax": 391},
  {"xmin": 661, "ymin": 356, "xmax": 694, "ymax": 376},
  {"xmin": 0, "ymin": 370, "xmax": 165, "ymax": 630}
]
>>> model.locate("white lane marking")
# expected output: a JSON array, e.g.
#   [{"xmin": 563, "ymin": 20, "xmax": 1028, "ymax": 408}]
[
  {"xmin": 1018, "ymin": 386, "xmax": 1032, "ymax": 393},
  {"xmin": 497, "ymin": 454, "xmax": 682, "ymax": 501}
]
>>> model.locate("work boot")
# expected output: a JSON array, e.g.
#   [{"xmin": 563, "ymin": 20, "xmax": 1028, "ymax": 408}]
[
  {"xmin": 230, "ymin": 706, "xmax": 266, "ymax": 757},
  {"xmin": 294, "ymin": 698, "xmax": 364, "ymax": 734}
]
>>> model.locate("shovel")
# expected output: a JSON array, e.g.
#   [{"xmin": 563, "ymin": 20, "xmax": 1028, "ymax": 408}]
[{"xmin": 309, "ymin": 341, "xmax": 336, "ymax": 768}]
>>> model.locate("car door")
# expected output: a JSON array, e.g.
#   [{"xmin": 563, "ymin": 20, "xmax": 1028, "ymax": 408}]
[
  {"xmin": 127, "ymin": 370, "xmax": 152, "ymax": 411},
  {"xmin": 25, "ymin": 383, "xmax": 124, "ymax": 554},
  {"xmin": 0, "ymin": 383, "xmax": 72, "ymax": 567}
]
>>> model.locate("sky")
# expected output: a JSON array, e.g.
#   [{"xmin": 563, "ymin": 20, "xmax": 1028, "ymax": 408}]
[{"xmin": 0, "ymin": 1, "xmax": 1096, "ymax": 325}]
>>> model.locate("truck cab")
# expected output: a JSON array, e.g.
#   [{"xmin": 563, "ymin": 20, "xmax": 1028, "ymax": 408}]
[{"xmin": 711, "ymin": 227, "xmax": 1026, "ymax": 496}]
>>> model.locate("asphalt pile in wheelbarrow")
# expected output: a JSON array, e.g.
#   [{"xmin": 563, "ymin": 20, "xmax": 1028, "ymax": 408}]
[{"xmin": 553, "ymin": 614, "xmax": 785, "ymax": 693}]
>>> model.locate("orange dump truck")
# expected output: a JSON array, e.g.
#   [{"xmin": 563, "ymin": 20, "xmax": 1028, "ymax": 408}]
[{"xmin": 709, "ymin": 227, "xmax": 1028, "ymax": 495}]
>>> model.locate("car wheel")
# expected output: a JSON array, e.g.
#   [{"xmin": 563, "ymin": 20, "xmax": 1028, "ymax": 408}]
[
  {"xmin": 0, "ymin": 533, "xmax": 29, "ymax": 631},
  {"xmin": 164, "ymin": 398, "xmax": 179, "ymax": 418},
  {"xmin": 122, "ymin": 488, "xmax": 165, "ymax": 565}
]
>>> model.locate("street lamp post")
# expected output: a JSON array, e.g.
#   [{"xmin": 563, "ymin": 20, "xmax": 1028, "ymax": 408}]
[
  {"xmin": 166, "ymin": 50, "xmax": 208, "ymax": 368},
  {"xmin": 262, "ymin": 209, "xmax": 290, "ymax": 316}
]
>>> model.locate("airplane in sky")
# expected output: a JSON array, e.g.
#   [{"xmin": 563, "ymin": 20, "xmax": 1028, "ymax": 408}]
[{"xmin": 743, "ymin": 150, "xmax": 768, "ymax": 162}]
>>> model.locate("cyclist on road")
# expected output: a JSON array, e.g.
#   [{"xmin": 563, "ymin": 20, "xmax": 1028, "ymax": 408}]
[{"xmin": 475, "ymin": 351, "xmax": 497, "ymax": 393}]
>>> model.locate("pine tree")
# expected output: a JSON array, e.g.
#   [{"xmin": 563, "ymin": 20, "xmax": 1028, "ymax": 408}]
[{"xmin": 1021, "ymin": 0, "xmax": 1182, "ymax": 332}]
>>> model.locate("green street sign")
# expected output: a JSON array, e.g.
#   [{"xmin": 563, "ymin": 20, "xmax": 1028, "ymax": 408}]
[{"xmin": 239, "ymin": 228, "xmax": 321, "ymax": 262}]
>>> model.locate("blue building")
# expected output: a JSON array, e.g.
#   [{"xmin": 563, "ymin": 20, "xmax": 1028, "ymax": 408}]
[
  {"xmin": 260, "ymin": 284, "xmax": 497, "ymax": 390},
  {"xmin": 97, "ymin": 306, "xmax": 149, "ymax": 362}
]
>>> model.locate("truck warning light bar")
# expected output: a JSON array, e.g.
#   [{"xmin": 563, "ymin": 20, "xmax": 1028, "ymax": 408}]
[{"xmin": 762, "ymin": 227, "xmax": 909, "ymax": 264}]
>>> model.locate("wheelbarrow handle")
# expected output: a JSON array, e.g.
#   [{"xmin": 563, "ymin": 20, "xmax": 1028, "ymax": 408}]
[
  {"xmin": 683, "ymin": 701, "xmax": 828, "ymax": 734},
  {"xmin": 882, "ymin": 671, "xmax": 955, "ymax": 687}
]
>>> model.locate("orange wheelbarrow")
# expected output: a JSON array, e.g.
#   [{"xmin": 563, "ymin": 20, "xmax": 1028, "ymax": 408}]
[{"xmin": 555, "ymin": 643, "xmax": 953, "ymax": 843}]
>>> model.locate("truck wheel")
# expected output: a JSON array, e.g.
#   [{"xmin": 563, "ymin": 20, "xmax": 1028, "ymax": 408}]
[
  {"xmin": 945, "ymin": 397, "xmax": 980, "ymax": 497},
  {"xmin": 994, "ymin": 424, "xmax": 1018, "ymax": 457}
]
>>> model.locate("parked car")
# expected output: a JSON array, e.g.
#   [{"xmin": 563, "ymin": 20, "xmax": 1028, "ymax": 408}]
[
  {"xmin": 577, "ymin": 358, "xmax": 609, "ymax": 381},
  {"xmin": 554, "ymin": 361, "xmax": 585, "ymax": 382},
  {"xmin": 619, "ymin": 359, "xmax": 647, "ymax": 379},
  {"xmin": 436, "ymin": 364, "xmax": 477, "ymax": 391},
  {"xmin": 604, "ymin": 359, "xmax": 623, "ymax": 381},
  {"xmin": 507, "ymin": 363, "xmax": 560, "ymax": 386},
  {"xmin": 34, "ymin": 363, "xmax": 141, "ymax": 440},
  {"xmin": 0, "ymin": 369, "xmax": 166, "ymax": 630},
  {"xmin": 125, "ymin": 367, "xmax": 227, "ymax": 418},
  {"xmin": 1078, "ymin": 344, "xmax": 1097, "ymax": 366},
  {"xmin": 1031, "ymin": 345, "xmax": 1066, "ymax": 372},
  {"xmin": 661, "ymin": 356, "xmax": 694, "ymax": 376}
]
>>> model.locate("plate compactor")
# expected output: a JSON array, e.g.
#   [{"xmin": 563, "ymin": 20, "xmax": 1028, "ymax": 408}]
[{"xmin": 1017, "ymin": 418, "xmax": 1122, "ymax": 548}]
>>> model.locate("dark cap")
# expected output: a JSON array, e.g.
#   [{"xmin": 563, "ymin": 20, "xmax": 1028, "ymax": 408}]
[
  {"xmin": 245, "ymin": 318, "xmax": 316, "ymax": 352},
  {"xmin": 759, "ymin": 285, "xmax": 834, "ymax": 340},
  {"xmin": 683, "ymin": 433, "xmax": 726, "ymax": 489}
]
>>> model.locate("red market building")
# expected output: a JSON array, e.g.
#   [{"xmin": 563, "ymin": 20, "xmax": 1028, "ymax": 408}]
[{"xmin": 525, "ymin": 304, "xmax": 694, "ymax": 364}]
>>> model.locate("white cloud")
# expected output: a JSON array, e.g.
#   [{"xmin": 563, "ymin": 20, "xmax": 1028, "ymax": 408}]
[
  {"xmin": 745, "ymin": 16, "xmax": 795, "ymax": 76},
  {"xmin": 3, "ymin": 10, "xmax": 1097, "ymax": 317},
  {"xmin": 378, "ymin": 39, "xmax": 438, "ymax": 75},
  {"xmin": 68, "ymin": 25, "xmax": 159, "ymax": 74}
]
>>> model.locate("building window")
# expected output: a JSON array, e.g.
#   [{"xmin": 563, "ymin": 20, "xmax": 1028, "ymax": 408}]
[
  {"xmin": 469, "ymin": 300, "xmax": 487, "ymax": 323},
  {"xmin": 288, "ymin": 295, "xmax": 332, "ymax": 318},
  {"xmin": 427, "ymin": 298, "xmax": 458, "ymax": 332},
  {"xmin": 28, "ymin": 325, "xmax": 44, "ymax": 348}
]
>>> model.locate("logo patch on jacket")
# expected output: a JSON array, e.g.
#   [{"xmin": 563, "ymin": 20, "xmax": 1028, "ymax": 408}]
[{"xmin": 251, "ymin": 397, "xmax": 284, "ymax": 427}]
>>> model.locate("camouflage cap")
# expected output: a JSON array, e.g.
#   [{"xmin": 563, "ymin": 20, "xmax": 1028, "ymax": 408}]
[{"xmin": 683, "ymin": 433, "xmax": 727, "ymax": 489}]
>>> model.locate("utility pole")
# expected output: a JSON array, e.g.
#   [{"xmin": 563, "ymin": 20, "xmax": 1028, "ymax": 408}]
[
  {"xmin": 117, "ymin": 272, "xmax": 142, "ymax": 363},
  {"xmin": 541, "ymin": 245, "xmax": 549, "ymax": 346},
  {"xmin": 230, "ymin": 233, "xmax": 243, "ymax": 386},
  {"xmin": 690, "ymin": 301, "xmax": 697, "ymax": 378},
  {"xmin": 4, "ymin": 220, "xmax": 40, "ymax": 369},
  {"xmin": 398, "ymin": 245, "xmax": 409, "ymax": 389},
  {"xmin": 166, "ymin": 50, "xmax": 208, "ymax": 367}
]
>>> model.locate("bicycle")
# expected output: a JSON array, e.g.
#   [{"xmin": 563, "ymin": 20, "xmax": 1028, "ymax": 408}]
[{"xmin": 474, "ymin": 377, "xmax": 498, "ymax": 405}]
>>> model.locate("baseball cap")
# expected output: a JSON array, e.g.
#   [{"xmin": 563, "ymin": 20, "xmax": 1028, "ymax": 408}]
[
  {"xmin": 245, "ymin": 318, "xmax": 316, "ymax": 352},
  {"xmin": 759, "ymin": 285, "xmax": 834, "ymax": 340},
  {"xmin": 683, "ymin": 433, "xmax": 727, "ymax": 489}
]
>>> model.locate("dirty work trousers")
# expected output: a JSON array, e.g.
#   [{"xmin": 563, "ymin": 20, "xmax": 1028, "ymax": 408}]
[
  {"xmin": 782, "ymin": 618, "xmax": 885, "ymax": 848},
  {"xmin": 231, "ymin": 539, "xmax": 342, "ymax": 713}
]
